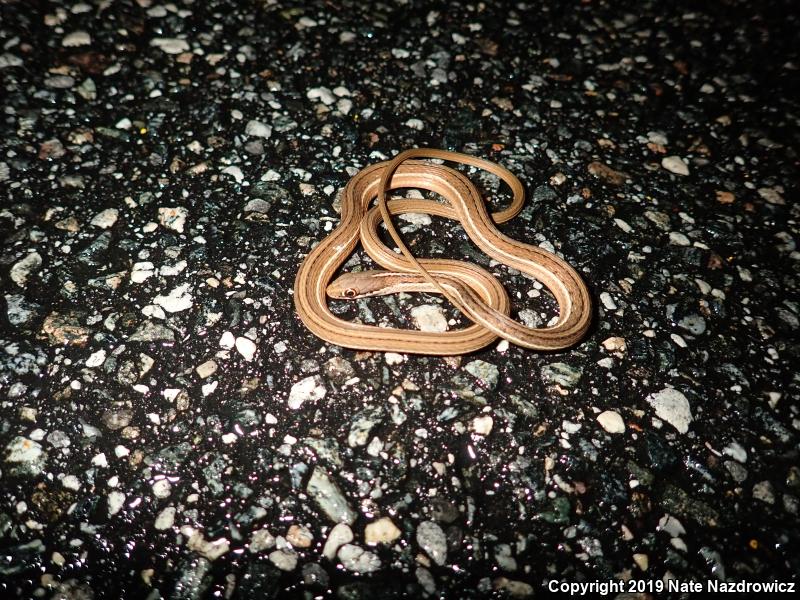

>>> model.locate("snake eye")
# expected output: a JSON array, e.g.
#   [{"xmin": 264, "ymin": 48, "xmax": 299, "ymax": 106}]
[{"xmin": 344, "ymin": 288, "xmax": 357, "ymax": 298}]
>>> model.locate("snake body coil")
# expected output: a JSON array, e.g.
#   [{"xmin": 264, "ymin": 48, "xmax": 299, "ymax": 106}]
[{"xmin": 293, "ymin": 149, "xmax": 592, "ymax": 355}]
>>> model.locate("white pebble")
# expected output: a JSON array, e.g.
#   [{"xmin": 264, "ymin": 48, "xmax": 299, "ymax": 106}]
[
  {"xmin": 633, "ymin": 553, "xmax": 649, "ymax": 571},
  {"xmin": 694, "ymin": 278, "xmax": 711, "ymax": 294},
  {"xmin": 160, "ymin": 260, "xmax": 187, "ymax": 277},
  {"xmin": 153, "ymin": 283, "xmax": 193, "ymax": 313},
  {"xmin": 221, "ymin": 166, "xmax": 245, "ymax": 184},
  {"xmin": 411, "ymin": 304, "xmax": 448, "ymax": 332},
  {"xmin": 150, "ymin": 38, "xmax": 190, "ymax": 54},
  {"xmin": 0, "ymin": 53, "xmax": 23, "ymax": 69},
  {"xmin": 152, "ymin": 479, "xmax": 172, "ymax": 499},
  {"xmin": 646, "ymin": 388, "xmax": 693, "ymax": 434},
  {"xmin": 648, "ymin": 132, "xmax": 669, "ymax": 145},
  {"xmin": 10, "ymin": 252, "xmax": 42, "ymax": 287},
  {"xmin": 337, "ymin": 544, "xmax": 381, "ymax": 573},
  {"xmin": 158, "ymin": 206, "xmax": 188, "ymax": 233},
  {"xmin": 752, "ymin": 480, "xmax": 775, "ymax": 504},
  {"xmin": 323, "ymin": 523, "xmax": 353, "ymax": 560},
  {"xmin": 723, "ymin": 441, "xmax": 747, "ymax": 463},
  {"xmin": 131, "ymin": 262, "xmax": 155, "ymax": 283},
  {"xmin": 154, "ymin": 506, "xmax": 176, "ymax": 530},
  {"xmin": 661, "ymin": 155, "xmax": 689, "ymax": 176},
  {"xmin": 235, "ymin": 336, "xmax": 256, "ymax": 361},
  {"xmin": 107, "ymin": 491, "xmax": 125, "ymax": 516},
  {"xmin": 364, "ymin": 517, "xmax": 402, "ymax": 545},
  {"xmin": 245, "ymin": 120, "xmax": 272, "ymax": 138},
  {"xmin": 669, "ymin": 231, "xmax": 691, "ymax": 246},
  {"xmin": 658, "ymin": 514, "xmax": 686, "ymax": 537},
  {"xmin": 596, "ymin": 410, "xmax": 626, "ymax": 434},
  {"xmin": 62, "ymin": 31, "xmax": 91, "ymax": 47},
  {"xmin": 186, "ymin": 530, "xmax": 229, "ymax": 561},
  {"xmin": 61, "ymin": 475, "xmax": 81, "ymax": 490},
  {"xmin": 416, "ymin": 521, "xmax": 447, "ymax": 566},
  {"xmin": 85, "ymin": 349, "xmax": 107, "ymax": 368},
  {"xmin": 195, "ymin": 360, "xmax": 218, "ymax": 379},
  {"xmin": 385, "ymin": 352, "xmax": 404, "ymax": 365},
  {"xmin": 288, "ymin": 376, "xmax": 326, "ymax": 410},
  {"xmin": 601, "ymin": 337, "xmax": 627, "ymax": 354},
  {"xmin": 90, "ymin": 208, "xmax": 119, "ymax": 229},
  {"xmin": 142, "ymin": 305, "xmax": 166, "ymax": 320},
  {"xmin": 219, "ymin": 331, "xmax": 235, "ymax": 348},
  {"xmin": 249, "ymin": 528, "xmax": 276, "ymax": 553},
  {"xmin": 614, "ymin": 218, "xmax": 633, "ymax": 233},
  {"xmin": 91, "ymin": 453, "xmax": 108, "ymax": 467},
  {"xmin": 471, "ymin": 415, "xmax": 494, "ymax": 436},
  {"xmin": 670, "ymin": 333, "xmax": 688, "ymax": 348},
  {"xmin": 307, "ymin": 86, "xmax": 336, "ymax": 105},
  {"xmin": 269, "ymin": 549, "xmax": 298, "ymax": 571},
  {"xmin": 599, "ymin": 292, "xmax": 617, "ymax": 310},
  {"xmin": 337, "ymin": 98, "xmax": 353, "ymax": 115}
]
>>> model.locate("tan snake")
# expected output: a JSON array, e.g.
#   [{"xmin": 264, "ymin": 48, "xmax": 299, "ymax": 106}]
[{"xmin": 293, "ymin": 149, "xmax": 592, "ymax": 354}]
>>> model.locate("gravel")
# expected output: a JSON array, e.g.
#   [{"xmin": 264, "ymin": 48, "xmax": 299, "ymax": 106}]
[{"xmin": 1, "ymin": 0, "xmax": 797, "ymax": 596}]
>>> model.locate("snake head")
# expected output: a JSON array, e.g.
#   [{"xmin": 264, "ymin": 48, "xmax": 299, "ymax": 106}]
[
  {"xmin": 327, "ymin": 273, "xmax": 365, "ymax": 299},
  {"xmin": 327, "ymin": 271, "xmax": 387, "ymax": 299}
]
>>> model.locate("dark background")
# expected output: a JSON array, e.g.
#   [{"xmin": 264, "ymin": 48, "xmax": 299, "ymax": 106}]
[{"xmin": 1, "ymin": 0, "xmax": 798, "ymax": 598}]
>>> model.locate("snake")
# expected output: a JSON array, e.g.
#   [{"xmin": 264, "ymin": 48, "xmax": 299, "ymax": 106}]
[{"xmin": 293, "ymin": 148, "xmax": 592, "ymax": 354}]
